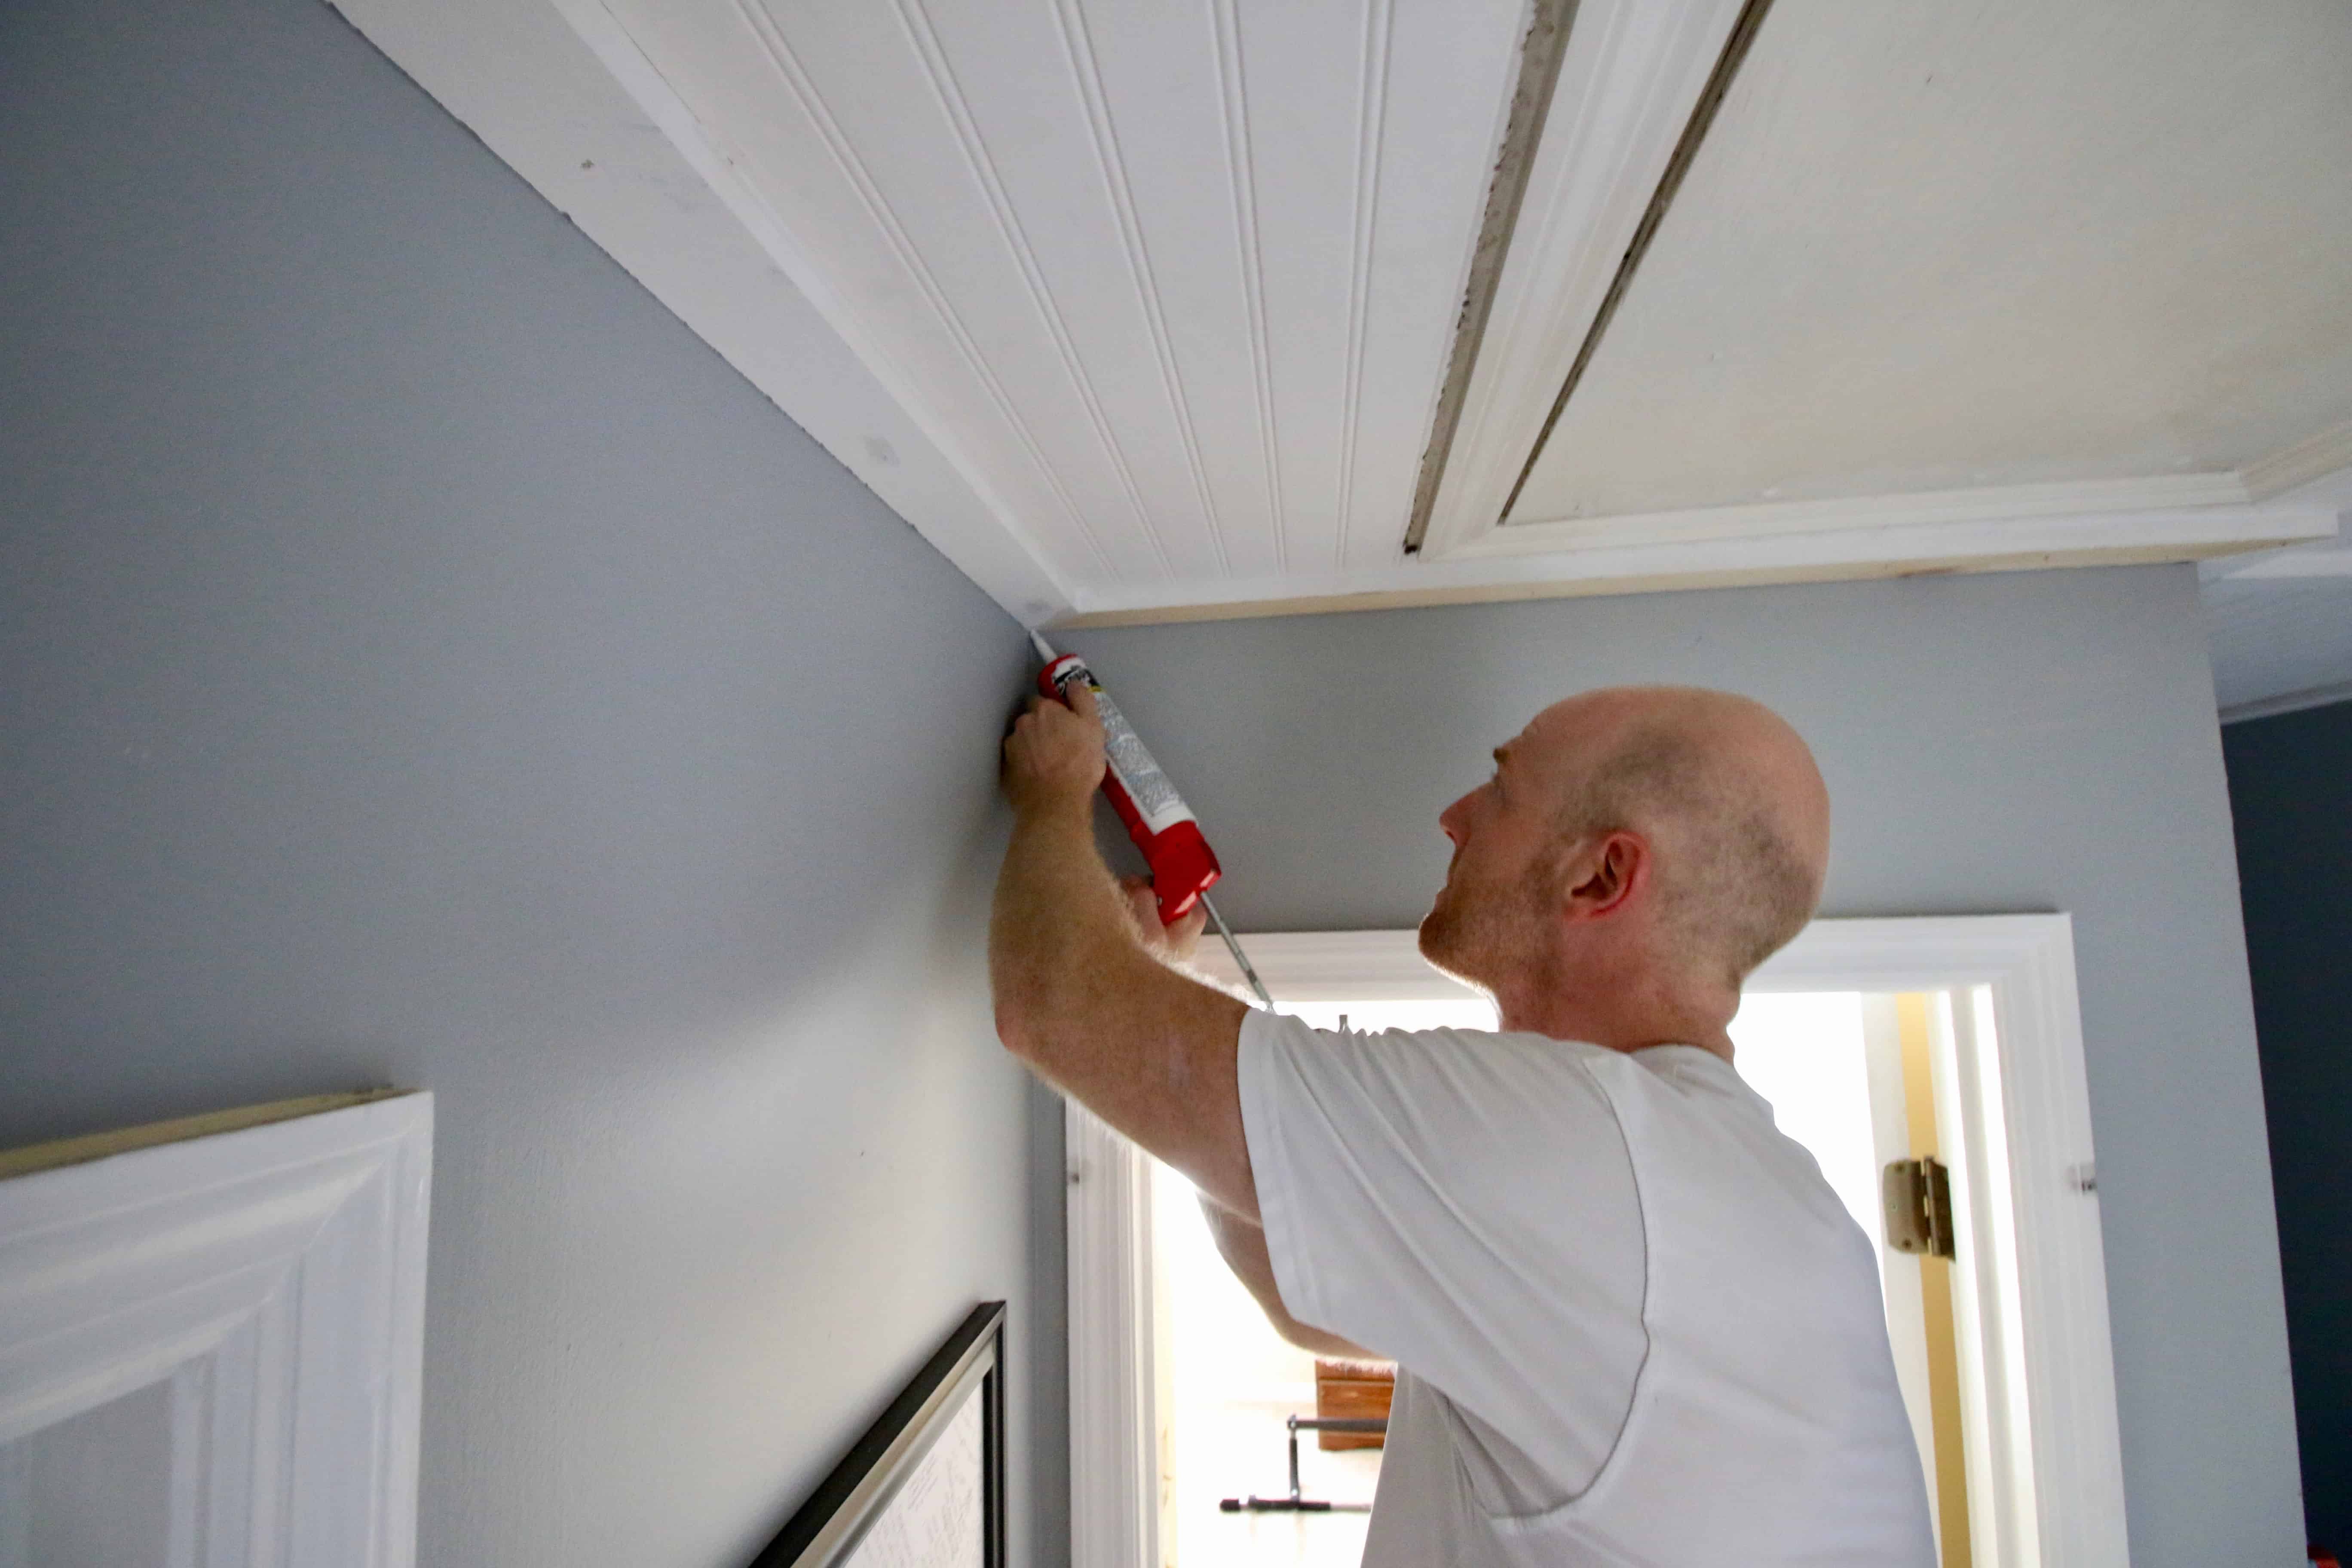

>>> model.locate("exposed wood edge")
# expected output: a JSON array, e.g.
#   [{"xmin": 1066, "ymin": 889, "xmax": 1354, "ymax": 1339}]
[
  {"xmin": 1461, "ymin": 472, "xmax": 2252, "ymax": 558},
  {"xmin": 1414, "ymin": 0, "xmax": 1754, "ymax": 563},
  {"xmin": 1054, "ymin": 517, "xmax": 2333, "ymax": 634},
  {"xmin": 1400, "ymin": 0, "xmax": 1581, "ymax": 554},
  {"xmin": 1052, "ymin": 535, "xmax": 2316, "ymax": 629},
  {"xmin": 1492, "ymin": 0, "xmax": 1779, "ymax": 528},
  {"xmin": 2241, "ymin": 417, "xmax": 2352, "ymax": 502},
  {"xmin": 2219, "ymin": 678, "xmax": 2352, "ymax": 726},
  {"xmin": 0, "ymin": 1089, "xmax": 415, "ymax": 1182}
]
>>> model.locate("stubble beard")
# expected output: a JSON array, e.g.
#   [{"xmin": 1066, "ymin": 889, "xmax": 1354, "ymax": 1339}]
[{"xmin": 1419, "ymin": 859, "xmax": 1551, "ymax": 999}]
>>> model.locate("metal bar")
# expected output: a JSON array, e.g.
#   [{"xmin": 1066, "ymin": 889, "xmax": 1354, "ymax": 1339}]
[
  {"xmin": 1494, "ymin": 0, "xmax": 1781, "ymax": 527},
  {"xmin": 1201, "ymin": 893, "xmax": 1274, "ymax": 1010},
  {"xmin": 1400, "ymin": 0, "xmax": 1581, "ymax": 554}
]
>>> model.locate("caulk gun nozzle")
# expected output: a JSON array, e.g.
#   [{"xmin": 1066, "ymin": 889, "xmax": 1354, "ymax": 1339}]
[{"xmin": 1028, "ymin": 629, "xmax": 1059, "ymax": 663}]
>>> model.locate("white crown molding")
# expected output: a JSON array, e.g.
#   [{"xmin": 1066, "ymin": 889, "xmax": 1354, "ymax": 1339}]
[
  {"xmin": 0, "ymin": 1092, "xmax": 433, "ymax": 1566},
  {"xmin": 2219, "ymin": 677, "xmax": 2352, "ymax": 725},
  {"xmin": 2241, "ymin": 415, "xmax": 2352, "ymax": 502},
  {"xmin": 1057, "ymin": 499, "xmax": 2333, "ymax": 626},
  {"xmin": 1456, "ymin": 472, "xmax": 2252, "ymax": 557}
]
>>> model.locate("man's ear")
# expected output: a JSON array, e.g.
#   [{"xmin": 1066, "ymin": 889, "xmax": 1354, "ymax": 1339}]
[{"xmin": 1562, "ymin": 831, "xmax": 1648, "ymax": 922}]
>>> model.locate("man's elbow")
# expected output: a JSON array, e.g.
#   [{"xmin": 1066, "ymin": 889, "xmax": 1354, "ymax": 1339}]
[
  {"xmin": 992, "ymin": 983, "xmax": 1063, "ymax": 1069},
  {"xmin": 992, "ymin": 994, "xmax": 1039, "ymax": 1063}
]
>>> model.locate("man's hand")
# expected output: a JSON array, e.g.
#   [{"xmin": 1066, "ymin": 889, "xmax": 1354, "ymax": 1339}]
[
  {"xmin": 1003, "ymin": 682, "xmax": 1107, "ymax": 819},
  {"xmin": 1119, "ymin": 874, "xmax": 1208, "ymax": 962}
]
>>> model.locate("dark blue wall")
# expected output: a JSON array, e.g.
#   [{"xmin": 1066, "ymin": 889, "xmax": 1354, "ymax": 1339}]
[
  {"xmin": 0, "ymin": 0, "xmax": 1063, "ymax": 1563},
  {"xmin": 2226, "ymin": 698, "xmax": 2352, "ymax": 1553}
]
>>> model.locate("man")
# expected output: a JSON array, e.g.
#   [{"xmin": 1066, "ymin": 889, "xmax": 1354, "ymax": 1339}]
[{"xmin": 992, "ymin": 682, "xmax": 1936, "ymax": 1565}]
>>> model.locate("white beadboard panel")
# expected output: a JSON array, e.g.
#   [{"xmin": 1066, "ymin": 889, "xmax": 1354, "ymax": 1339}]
[
  {"xmin": 1505, "ymin": 0, "xmax": 2352, "ymax": 527},
  {"xmin": 594, "ymin": 0, "xmax": 1167, "ymax": 582},
  {"xmin": 587, "ymin": 0, "xmax": 1524, "ymax": 587}
]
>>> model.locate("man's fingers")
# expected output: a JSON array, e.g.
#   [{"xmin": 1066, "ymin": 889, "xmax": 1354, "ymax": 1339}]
[{"xmin": 1064, "ymin": 679, "xmax": 1101, "ymax": 720}]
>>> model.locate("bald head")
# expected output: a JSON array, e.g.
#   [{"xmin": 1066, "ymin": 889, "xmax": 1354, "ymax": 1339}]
[{"xmin": 1521, "ymin": 687, "xmax": 1831, "ymax": 990}]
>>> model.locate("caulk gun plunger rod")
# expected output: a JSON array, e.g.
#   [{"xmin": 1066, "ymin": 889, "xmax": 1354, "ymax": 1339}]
[{"xmin": 1201, "ymin": 893, "xmax": 1275, "ymax": 1011}]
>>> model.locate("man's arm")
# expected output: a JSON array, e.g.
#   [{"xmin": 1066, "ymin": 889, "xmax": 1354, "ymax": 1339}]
[
  {"xmin": 1198, "ymin": 1195, "xmax": 1377, "ymax": 1360},
  {"xmin": 991, "ymin": 683, "xmax": 1258, "ymax": 1220}
]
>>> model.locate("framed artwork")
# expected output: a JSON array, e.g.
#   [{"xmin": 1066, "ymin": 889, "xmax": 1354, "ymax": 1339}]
[{"xmin": 753, "ymin": 1302, "xmax": 1006, "ymax": 1568}]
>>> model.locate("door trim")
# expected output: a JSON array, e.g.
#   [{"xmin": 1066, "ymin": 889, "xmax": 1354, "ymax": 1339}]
[{"xmin": 0, "ymin": 1091, "xmax": 433, "ymax": 1566}]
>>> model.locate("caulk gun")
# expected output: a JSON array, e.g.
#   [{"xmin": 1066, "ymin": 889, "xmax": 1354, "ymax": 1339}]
[{"xmin": 1030, "ymin": 632, "xmax": 1274, "ymax": 1010}]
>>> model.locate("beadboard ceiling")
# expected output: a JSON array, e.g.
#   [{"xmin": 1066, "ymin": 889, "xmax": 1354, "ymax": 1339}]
[{"xmin": 336, "ymin": 0, "xmax": 2349, "ymax": 673}]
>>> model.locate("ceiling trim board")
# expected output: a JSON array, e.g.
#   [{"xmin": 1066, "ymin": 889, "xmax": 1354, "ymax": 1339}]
[
  {"xmin": 1400, "ymin": 0, "xmax": 1580, "ymax": 555},
  {"xmin": 1413, "ymin": 0, "xmax": 1752, "ymax": 561},
  {"xmin": 2220, "ymin": 677, "xmax": 2352, "ymax": 726},
  {"xmin": 2208, "ymin": 549, "xmax": 2352, "ymax": 581},
  {"xmin": 1464, "ymin": 472, "xmax": 2253, "ymax": 558},
  {"xmin": 1055, "ymin": 503, "xmax": 2332, "ymax": 626},
  {"xmin": 1493, "ymin": 0, "xmax": 1777, "ymax": 529},
  {"xmin": 2241, "ymin": 416, "xmax": 2352, "ymax": 502}
]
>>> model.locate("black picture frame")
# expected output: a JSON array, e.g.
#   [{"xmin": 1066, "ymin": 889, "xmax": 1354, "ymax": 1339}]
[{"xmin": 750, "ymin": 1302, "xmax": 1007, "ymax": 1568}]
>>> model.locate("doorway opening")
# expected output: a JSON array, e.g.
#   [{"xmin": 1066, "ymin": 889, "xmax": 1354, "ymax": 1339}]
[{"xmin": 1068, "ymin": 919, "xmax": 2127, "ymax": 1568}]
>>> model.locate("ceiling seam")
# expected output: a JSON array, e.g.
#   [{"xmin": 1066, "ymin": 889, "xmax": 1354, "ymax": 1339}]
[
  {"xmin": 893, "ymin": 0, "xmax": 1176, "ymax": 576},
  {"xmin": 1400, "ymin": 0, "xmax": 1581, "ymax": 556},
  {"xmin": 1046, "ymin": 0, "xmax": 1232, "ymax": 575},
  {"xmin": 1209, "ymin": 0, "xmax": 1290, "ymax": 573},
  {"xmin": 1491, "ymin": 0, "xmax": 1778, "ymax": 529},
  {"xmin": 727, "ymin": 0, "xmax": 1124, "ymax": 581},
  {"xmin": 1332, "ymin": 0, "xmax": 1397, "ymax": 570}
]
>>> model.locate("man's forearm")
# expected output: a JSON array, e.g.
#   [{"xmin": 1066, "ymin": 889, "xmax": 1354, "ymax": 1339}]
[
  {"xmin": 988, "ymin": 799, "xmax": 1256, "ymax": 1214},
  {"xmin": 988, "ymin": 799, "xmax": 1138, "ymax": 1046}
]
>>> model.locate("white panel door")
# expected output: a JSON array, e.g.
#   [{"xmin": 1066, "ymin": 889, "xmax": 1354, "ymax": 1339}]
[{"xmin": 0, "ymin": 1093, "xmax": 432, "ymax": 1568}]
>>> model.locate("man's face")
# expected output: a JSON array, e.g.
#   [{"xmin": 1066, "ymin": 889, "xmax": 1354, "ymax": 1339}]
[{"xmin": 1418, "ymin": 725, "xmax": 1565, "ymax": 991}]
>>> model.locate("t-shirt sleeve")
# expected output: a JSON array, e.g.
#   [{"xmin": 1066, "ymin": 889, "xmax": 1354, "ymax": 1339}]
[{"xmin": 1236, "ymin": 1008, "xmax": 1649, "ymax": 1485}]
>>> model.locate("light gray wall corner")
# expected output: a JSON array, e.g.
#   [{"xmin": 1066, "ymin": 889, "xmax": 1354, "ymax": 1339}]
[
  {"xmin": 1062, "ymin": 563, "xmax": 2300, "ymax": 1564},
  {"xmin": 0, "ymin": 0, "xmax": 1062, "ymax": 1563}
]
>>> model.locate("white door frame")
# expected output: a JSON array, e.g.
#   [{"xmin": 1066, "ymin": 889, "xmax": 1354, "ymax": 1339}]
[
  {"xmin": 1066, "ymin": 915, "xmax": 2126, "ymax": 1568},
  {"xmin": 0, "ymin": 1091, "xmax": 434, "ymax": 1568}
]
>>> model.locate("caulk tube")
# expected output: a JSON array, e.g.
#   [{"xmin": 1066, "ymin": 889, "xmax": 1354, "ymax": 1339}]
[{"xmin": 1030, "ymin": 638, "xmax": 1222, "ymax": 924}]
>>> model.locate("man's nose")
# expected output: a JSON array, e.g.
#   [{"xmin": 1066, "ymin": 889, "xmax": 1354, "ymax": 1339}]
[{"xmin": 1438, "ymin": 793, "xmax": 1471, "ymax": 845}]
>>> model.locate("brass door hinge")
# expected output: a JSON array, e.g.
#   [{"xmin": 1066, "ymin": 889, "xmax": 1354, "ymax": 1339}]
[{"xmin": 1883, "ymin": 1156, "xmax": 1956, "ymax": 1259}]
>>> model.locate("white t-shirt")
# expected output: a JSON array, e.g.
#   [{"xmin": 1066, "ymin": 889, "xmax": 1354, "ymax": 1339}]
[{"xmin": 1237, "ymin": 1009, "xmax": 1936, "ymax": 1567}]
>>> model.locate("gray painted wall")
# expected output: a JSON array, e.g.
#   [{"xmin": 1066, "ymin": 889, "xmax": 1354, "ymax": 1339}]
[
  {"xmin": 0, "ymin": 1, "xmax": 1064, "ymax": 1565},
  {"xmin": 1066, "ymin": 564, "xmax": 2301, "ymax": 1563}
]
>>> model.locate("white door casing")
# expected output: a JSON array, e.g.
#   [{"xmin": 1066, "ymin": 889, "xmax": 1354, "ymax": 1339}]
[
  {"xmin": 0, "ymin": 1092, "xmax": 433, "ymax": 1568},
  {"xmin": 1069, "ymin": 915, "xmax": 2125, "ymax": 1568}
]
